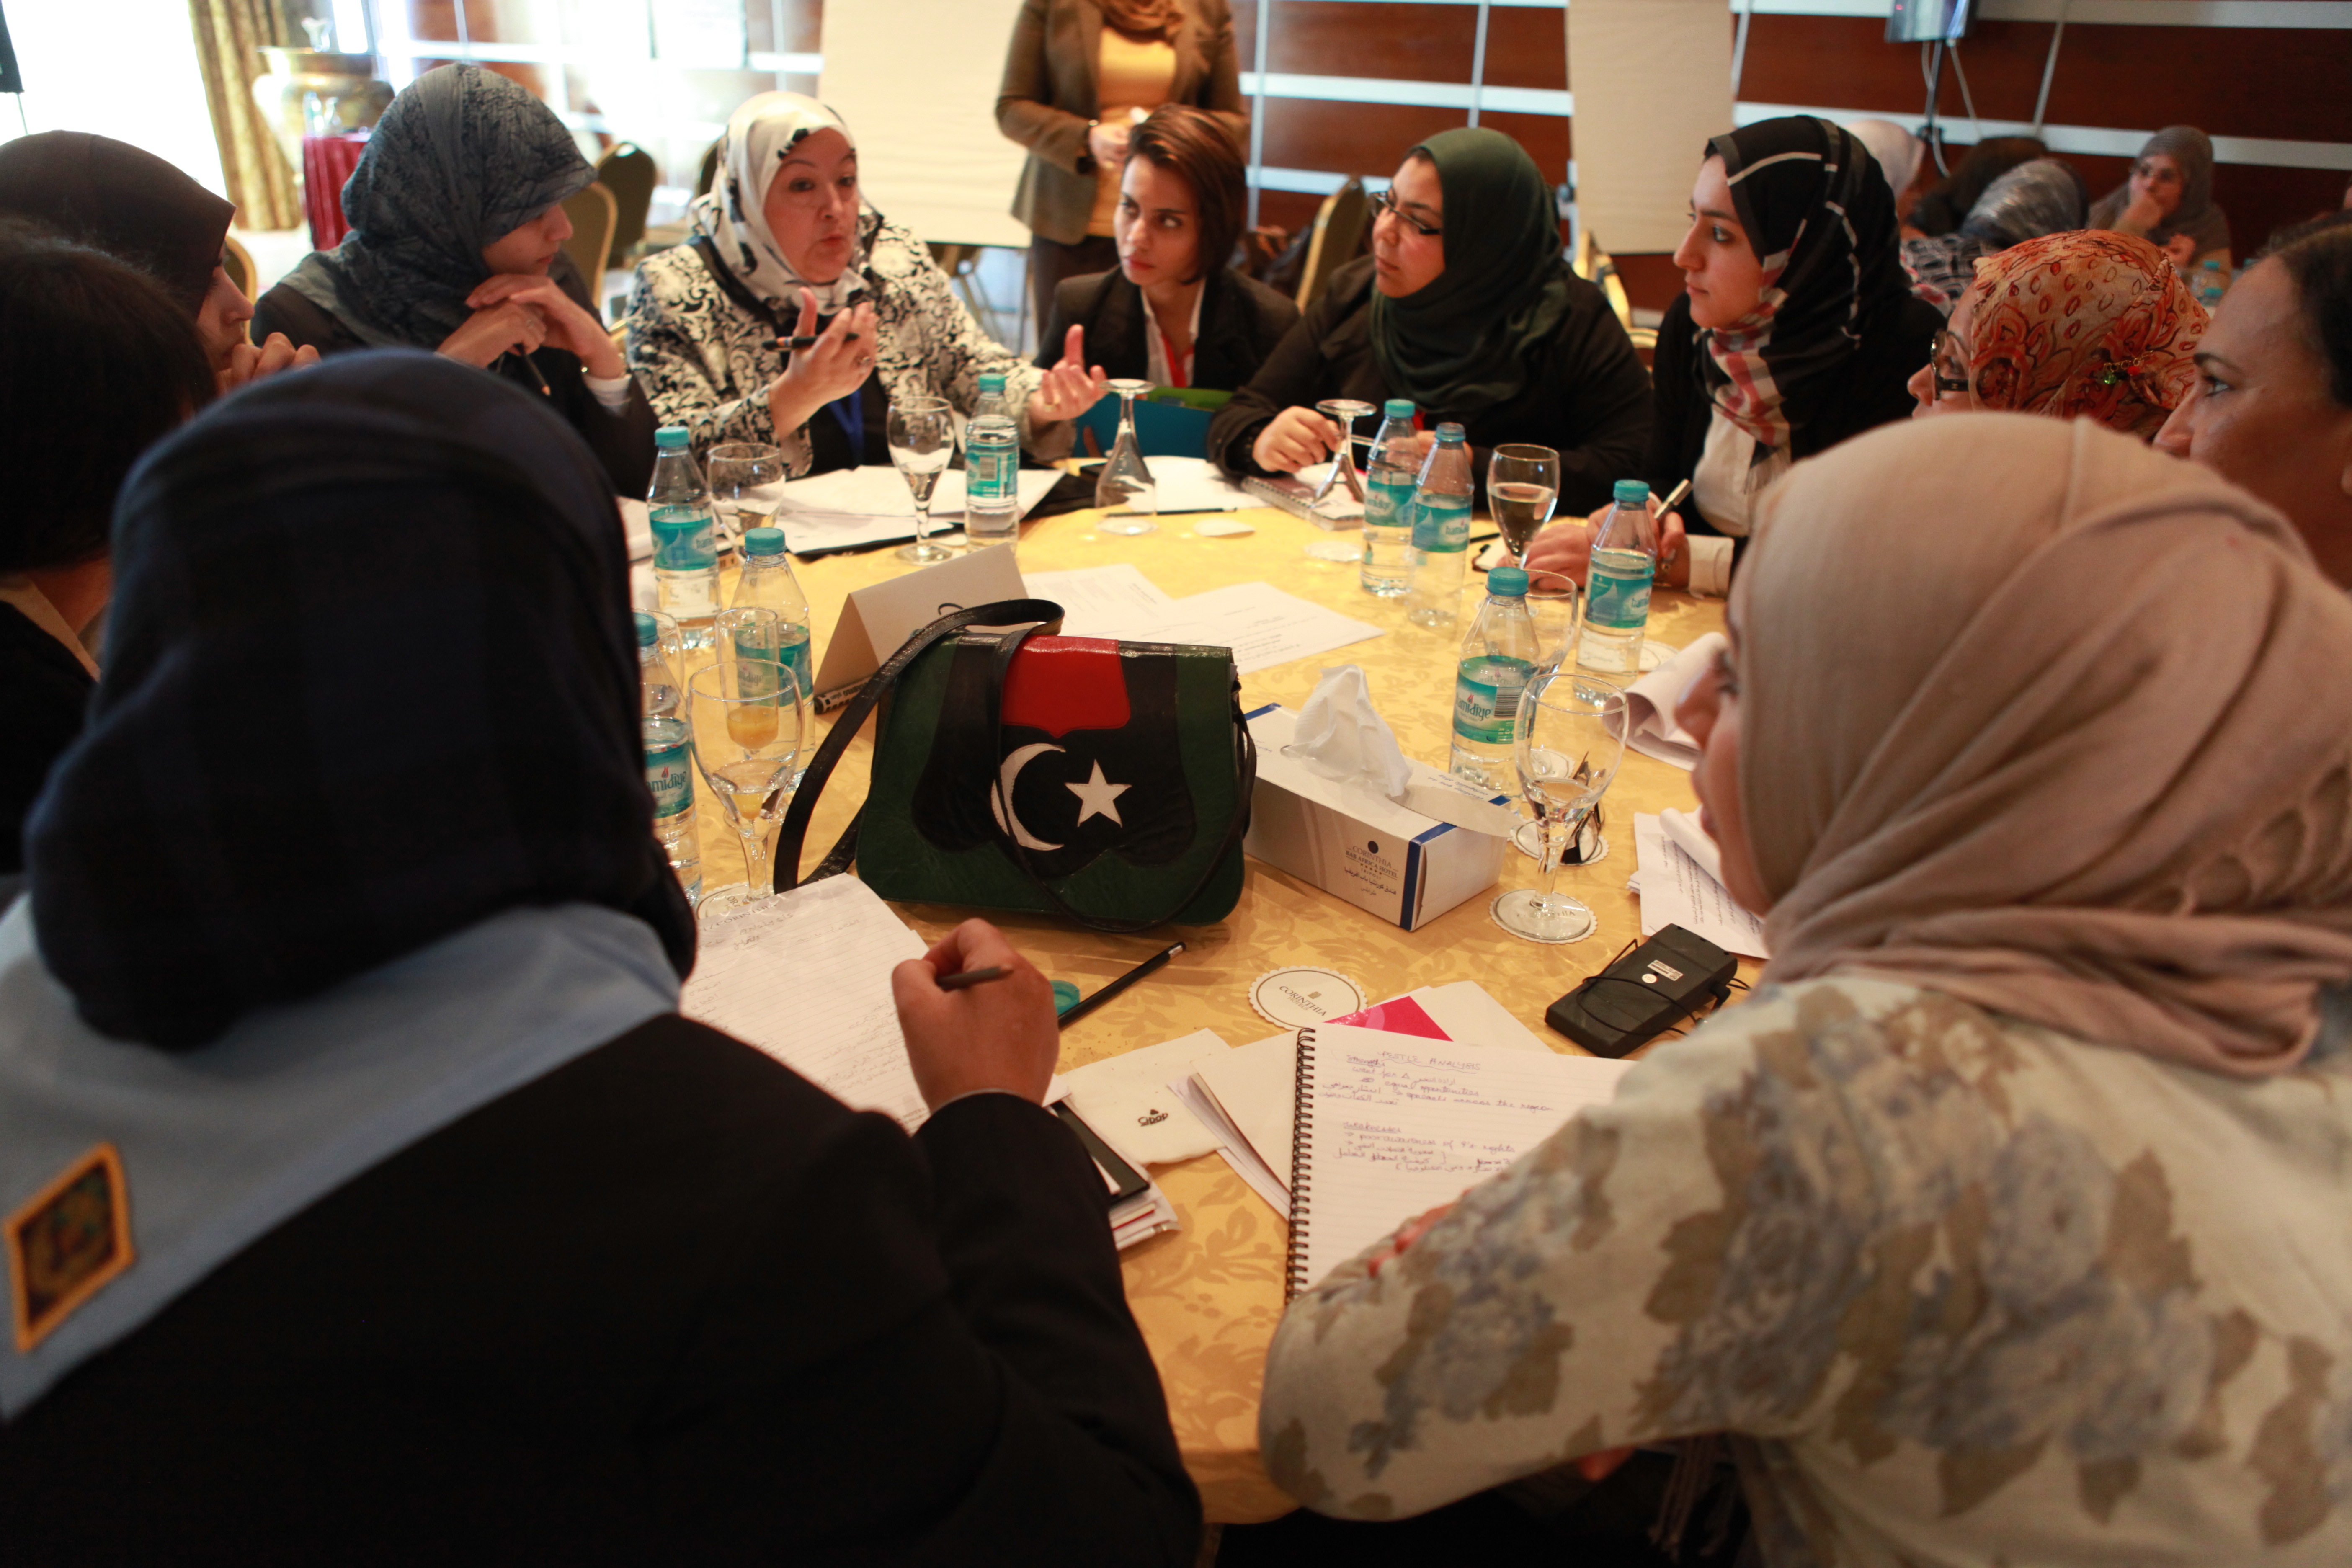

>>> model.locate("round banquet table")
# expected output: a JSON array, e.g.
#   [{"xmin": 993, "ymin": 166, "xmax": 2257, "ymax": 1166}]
[{"xmin": 696, "ymin": 502, "xmax": 1739, "ymax": 1524}]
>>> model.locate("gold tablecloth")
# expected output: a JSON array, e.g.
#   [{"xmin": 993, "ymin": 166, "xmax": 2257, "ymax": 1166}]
[{"xmin": 698, "ymin": 505, "xmax": 1730, "ymax": 1523}]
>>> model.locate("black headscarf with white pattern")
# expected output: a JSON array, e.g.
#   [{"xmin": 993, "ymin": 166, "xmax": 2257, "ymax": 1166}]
[{"xmin": 277, "ymin": 64, "xmax": 594, "ymax": 349}]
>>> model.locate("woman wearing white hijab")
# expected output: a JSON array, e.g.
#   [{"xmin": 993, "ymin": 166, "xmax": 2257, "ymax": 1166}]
[
  {"xmin": 1259, "ymin": 415, "xmax": 2352, "ymax": 1563},
  {"xmin": 627, "ymin": 93, "xmax": 1106, "ymax": 475}
]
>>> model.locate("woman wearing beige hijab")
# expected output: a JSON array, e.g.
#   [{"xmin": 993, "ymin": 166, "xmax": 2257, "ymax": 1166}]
[{"xmin": 1259, "ymin": 415, "xmax": 2352, "ymax": 1563}]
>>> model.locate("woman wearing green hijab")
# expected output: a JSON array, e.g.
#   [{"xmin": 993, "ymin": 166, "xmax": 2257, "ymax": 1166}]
[{"xmin": 1207, "ymin": 127, "xmax": 1648, "ymax": 511}]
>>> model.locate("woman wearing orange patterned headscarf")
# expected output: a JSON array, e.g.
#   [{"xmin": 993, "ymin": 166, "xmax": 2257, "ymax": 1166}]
[{"xmin": 1906, "ymin": 230, "xmax": 2206, "ymax": 438}]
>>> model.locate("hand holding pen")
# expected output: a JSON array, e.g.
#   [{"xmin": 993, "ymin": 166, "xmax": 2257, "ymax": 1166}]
[
  {"xmin": 766, "ymin": 286, "xmax": 879, "ymax": 437},
  {"xmin": 891, "ymin": 918, "xmax": 1060, "ymax": 1109}
]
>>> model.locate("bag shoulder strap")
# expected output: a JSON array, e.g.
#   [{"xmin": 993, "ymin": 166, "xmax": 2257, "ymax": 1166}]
[{"xmin": 770, "ymin": 598, "xmax": 1067, "ymax": 893}]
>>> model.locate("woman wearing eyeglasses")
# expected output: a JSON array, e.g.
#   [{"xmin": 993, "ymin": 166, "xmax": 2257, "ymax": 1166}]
[
  {"xmin": 1206, "ymin": 126, "xmax": 1649, "ymax": 515},
  {"xmin": 1527, "ymin": 117, "xmax": 1940, "ymax": 596},
  {"xmin": 2090, "ymin": 126, "xmax": 2232, "ymax": 275},
  {"xmin": 1908, "ymin": 230, "xmax": 2205, "ymax": 439}
]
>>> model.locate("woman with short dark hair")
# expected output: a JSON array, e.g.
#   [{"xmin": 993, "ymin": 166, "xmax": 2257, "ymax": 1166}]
[
  {"xmin": 2159, "ymin": 222, "xmax": 2352, "ymax": 584},
  {"xmin": 1035, "ymin": 103, "xmax": 1297, "ymax": 393},
  {"xmin": 0, "ymin": 222, "xmax": 213, "ymax": 875}
]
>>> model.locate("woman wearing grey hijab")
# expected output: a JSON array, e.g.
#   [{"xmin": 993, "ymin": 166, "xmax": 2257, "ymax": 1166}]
[
  {"xmin": 256, "ymin": 64, "xmax": 655, "ymax": 494},
  {"xmin": 2089, "ymin": 124, "xmax": 2232, "ymax": 272},
  {"xmin": 1903, "ymin": 157, "xmax": 2088, "ymax": 315}
]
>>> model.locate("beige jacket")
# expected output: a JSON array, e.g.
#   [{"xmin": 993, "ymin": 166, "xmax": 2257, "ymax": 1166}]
[{"xmin": 995, "ymin": 0, "xmax": 1248, "ymax": 245}]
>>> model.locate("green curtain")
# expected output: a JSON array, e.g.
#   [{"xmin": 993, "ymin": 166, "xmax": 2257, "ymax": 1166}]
[{"xmin": 187, "ymin": 0, "xmax": 303, "ymax": 231}]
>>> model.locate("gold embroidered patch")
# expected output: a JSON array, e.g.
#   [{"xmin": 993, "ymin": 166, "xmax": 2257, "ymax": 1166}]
[{"xmin": 7, "ymin": 1143, "xmax": 134, "ymax": 1353}]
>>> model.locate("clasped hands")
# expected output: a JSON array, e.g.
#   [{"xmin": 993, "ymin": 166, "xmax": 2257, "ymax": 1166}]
[{"xmin": 441, "ymin": 272, "xmax": 627, "ymax": 379}]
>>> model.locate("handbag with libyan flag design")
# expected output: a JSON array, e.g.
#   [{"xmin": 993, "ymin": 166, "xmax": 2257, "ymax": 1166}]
[{"xmin": 771, "ymin": 598, "xmax": 1255, "ymax": 931}]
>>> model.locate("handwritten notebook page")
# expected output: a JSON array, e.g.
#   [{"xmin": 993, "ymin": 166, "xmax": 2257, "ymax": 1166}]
[
  {"xmin": 681, "ymin": 876, "xmax": 931, "ymax": 1131},
  {"xmin": 1293, "ymin": 1023, "xmax": 1632, "ymax": 1293}
]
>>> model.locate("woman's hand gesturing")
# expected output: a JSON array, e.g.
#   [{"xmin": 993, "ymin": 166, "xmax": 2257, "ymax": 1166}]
[{"xmin": 766, "ymin": 286, "xmax": 879, "ymax": 436}]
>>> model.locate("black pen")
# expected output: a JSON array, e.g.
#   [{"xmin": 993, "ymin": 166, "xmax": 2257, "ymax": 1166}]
[
  {"xmin": 936, "ymin": 964, "xmax": 1008, "ymax": 991},
  {"xmin": 775, "ymin": 331, "xmax": 864, "ymax": 351},
  {"xmin": 1057, "ymin": 941, "xmax": 1185, "ymax": 1030}
]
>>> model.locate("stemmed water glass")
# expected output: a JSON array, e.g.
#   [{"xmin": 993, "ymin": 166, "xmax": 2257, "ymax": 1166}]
[
  {"xmin": 1493, "ymin": 671, "xmax": 1628, "ymax": 943},
  {"xmin": 1488, "ymin": 444, "xmax": 1560, "ymax": 569},
  {"xmin": 889, "ymin": 395, "xmax": 955, "ymax": 563},
  {"xmin": 1096, "ymin": 378, "xmax": 1158, "ymax": 536},
  {"xmin": 685, "ymin": 609, "xmax": 806, "ymax": 917},
  {"xmin": 1308, "ymin": 398, "xmax": 1377, "ymax": 515},
  {"xmin": 707, "ymin": 441, "xmax": 787, "ymax": 554}
]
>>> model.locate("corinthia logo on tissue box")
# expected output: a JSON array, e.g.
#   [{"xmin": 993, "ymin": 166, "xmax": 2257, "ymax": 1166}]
[{"xmin": 1241, "ymin": 704, "xmax": 1511, "ymax": 931}]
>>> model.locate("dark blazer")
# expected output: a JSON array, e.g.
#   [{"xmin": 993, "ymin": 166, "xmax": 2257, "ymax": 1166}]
[
  {"xmin": 1207, "ymin": 255, "xmax": 1653, "ymax": 516},
  {"xmin": 0, "ymin": 602, "xmax": 93, "ymax": 876},
  {"xmin": 0, "ymin": 1015, "xmax": 1201, "ymax": 1566},
  {"xmin": 1039, "ymin": 266, "xmax": 1297, "ymax": 391},
  {"xmin": 253, "ymin": 255, "xmax": 658, "ymax": 497},
  {"xmin": 997, "ymin": 0, "xmax": 1248, "ymax": 246},
  {"xmin": 1645, "ymin": 290, "xmax": 1943, "ymax": 545}
]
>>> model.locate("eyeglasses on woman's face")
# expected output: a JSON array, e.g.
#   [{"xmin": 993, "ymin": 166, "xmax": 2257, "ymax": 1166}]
[
  {"xmin": 1369, "ymin": 188, "xmax": 1442, "ymax": 239},
  {"xmin": 1931, "ymin": 329, "xmax": 1974, "ymax": 399}
]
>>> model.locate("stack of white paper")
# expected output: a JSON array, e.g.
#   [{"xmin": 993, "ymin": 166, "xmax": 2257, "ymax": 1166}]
[
  {"xmin": 1020, "ymin": 567, "xmax": 1385, "ymax": 675},
  {"xmin": 771, "ymin": 467, "xmax": 1064, "ymax": 555},
  {"xmin": 1629, "ymin": 809, "xmax": 1769, "ymax": 959}
]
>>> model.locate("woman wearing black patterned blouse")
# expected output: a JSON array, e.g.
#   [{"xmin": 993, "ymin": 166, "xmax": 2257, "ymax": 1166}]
[{"xmin": 627, "ymin": 92, "xmax": 1106, "ymax": 477}]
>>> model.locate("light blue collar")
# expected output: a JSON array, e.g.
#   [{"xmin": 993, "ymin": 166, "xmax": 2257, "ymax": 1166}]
[{"xmin": 0, "ymin": 900, "xmax": 678, "ymax": 1420}]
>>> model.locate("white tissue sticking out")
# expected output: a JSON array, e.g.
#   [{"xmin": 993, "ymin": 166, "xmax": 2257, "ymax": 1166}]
[{"xmin": 1282, "ymin": 665, "xmax": 1413, "ymax": 803}]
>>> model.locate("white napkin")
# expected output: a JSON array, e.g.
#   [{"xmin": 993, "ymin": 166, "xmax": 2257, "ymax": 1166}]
[
  {"xmin": 1609, "ymin": 632, "xmax": 1726, "ymax": 769},
  {"xmin": 1061, "ymin": 1030, "xmax": 1231, "ymax": 1167},
  {"xmin": 1283, "ymin": 665, "xmax": 1413, "ymax": 802}
]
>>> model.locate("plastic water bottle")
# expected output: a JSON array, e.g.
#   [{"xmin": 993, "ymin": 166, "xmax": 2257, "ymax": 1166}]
[
  {"xmin": 730, "ymin": 526, "xmax": 812, "ymax": 701},
  {"xmin": 1578, "ymin": 479, "xmax": 1658, "ymax": 677},
  {"xmin": 648, "ymin": 426, "xmax": 721, "ymax": 648},
  {"xmin": 636, "ymin": 611, "xmax": 701, "ymax": 908},
  {"xmin": 1358, "ymin": 398, "xmax": 1419, "ymax": 598},
  {"xmin": 1449, "ymin": 566, "xmax": 1539, "ymax": 788},
  {"xmin": 965, "ymin": 370, "xmax": 1021, "ymax": 545},
  {"xmin": 2195, "ymin": 256, "xmax": 2226, "ymax": 309},
  {"xmin": 1404, "ymin": 422, "xmax": 1473, "ymax": 629}
]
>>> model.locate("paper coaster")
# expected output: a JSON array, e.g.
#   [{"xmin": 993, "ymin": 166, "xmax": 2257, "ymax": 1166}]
[
  {"xmin": 1250, "ymin": 966, "xmax": 1367, "ymax": 1028},
  {"xmin": 1302, "ymin": 539, "xmax": 1361, "ymax": 563},
  {"xmin": 1638, "ymin": 639, "xmax": 1678, "ymax": 672},
  {"xmin": 1191, "ymin": 517, "xmax": 1255, "ymax": 537}
]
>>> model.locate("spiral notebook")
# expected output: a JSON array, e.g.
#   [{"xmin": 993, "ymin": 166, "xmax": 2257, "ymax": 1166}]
[{"xmin": 1285, "ymin": 1023, "xmax": 1633, "ymax": 1298}]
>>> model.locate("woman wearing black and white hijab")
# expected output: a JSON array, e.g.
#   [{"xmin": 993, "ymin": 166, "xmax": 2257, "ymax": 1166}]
[
  {"xmin": 0, "ymin": 351, "xmax": 1198, "ymax": 1566},
  {"xmin": 256, "ymin": 64, "xmax": 656, "ymax": 494}
]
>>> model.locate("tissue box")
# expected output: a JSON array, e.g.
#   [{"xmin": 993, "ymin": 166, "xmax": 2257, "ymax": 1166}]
[{"xmin": 1242, "ymin": 704, "xmax": 1512, "ymax": 931}]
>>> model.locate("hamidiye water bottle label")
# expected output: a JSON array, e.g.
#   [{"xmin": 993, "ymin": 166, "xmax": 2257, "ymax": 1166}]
[
  {"xmin": 967, "ymin": 429, "xmax": 1017, "ymax": 503},
  {"xmin": 645, "ymin": 741, "xmax": 694, "ymax": 817},
  {"xmin": 1587, "ymin": 561, "xmax": 1653, "ymax": 630},
  {"xmin": 780, "ymin": 624, "xmax": 812, "ymax": 693},
  {"xmin": 1363, "ymin": 475, "xmax": 1416, "ymax": 529},
  {"xmin": 1453, "ymin": 655, "xmax": 1534, "ymax": 745},
  {"xmin": 649, "ymin": 505, "xmax": 717, "ymax": 572},
  {"xmin": 1411, "ymin": 496, "xmax": 1470, "ymax": 554}
]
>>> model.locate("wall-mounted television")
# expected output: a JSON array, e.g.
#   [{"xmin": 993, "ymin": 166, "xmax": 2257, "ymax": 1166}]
[{"xmin": 1887, "ymin": 0, "xmax": 1973, "ymax": 44}]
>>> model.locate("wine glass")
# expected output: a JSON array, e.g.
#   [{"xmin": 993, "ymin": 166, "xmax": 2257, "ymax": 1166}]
[
  {"xmin": 1096, "ymin": 379, "xmax": 1158, "ymax": 536},
  {"xmin": 1488, "ymin": 444, "xmax": 1560, "ymax": 568},
  {"xmin": 685, "ymin": 619, "xmax": 805, "ymax": 918},
  {"xmin": 1492, "ymin": 671, "xmax": 1628, "ymax": 944},
  {"xmin": 889, "ymin": 396, "xmax": 955, "ymax": 563},
  {"xmin": 707, "ymin": 441, "xmax": 787, "ymax": 554},
  {"xmin": 1308, "ymin": 397, "xmax": 1376, "ymax": 514}
]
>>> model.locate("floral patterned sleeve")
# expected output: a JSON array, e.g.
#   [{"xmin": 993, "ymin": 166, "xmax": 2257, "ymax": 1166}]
[
  {"xmin": 1257, "ymin": 990, "xmax": 1851, "ymax": 1523},
  {"xmin": 866, "ymin": 226, "xmax": 1069, "ymax": 461},
  {"xmin": 624, "ymin": 249, "xmax": 819, "ymax": 475}
]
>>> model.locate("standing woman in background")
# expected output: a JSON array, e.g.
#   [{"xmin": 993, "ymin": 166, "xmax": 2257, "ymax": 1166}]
[
  {"xmin": 2090, "ymin": 126, "xmax": 2233, "ymax": 273},
  {"xmin": 1527, "ymin": 116, "xmax": 1941, "ymax": 594},
  {"xmin": 254, "ymin": 64, "xmax": 658, "ymax": 496},
  {"xmin": 997, "ymin": 0, "xmax": 1248, "ymax": 333},
  {"xmin": 1036, "ymin": 104, "xmax": 1296, "ymax": 394}
]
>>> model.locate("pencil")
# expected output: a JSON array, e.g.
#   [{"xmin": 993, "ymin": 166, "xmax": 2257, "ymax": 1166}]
[
  {"xmin": 1057, "ymin": 941, "xmax": 1185, "ymax": 1030},
  {"xmin": 936, "ymin": 965, "xmax": 1009, "ymax": 991}
]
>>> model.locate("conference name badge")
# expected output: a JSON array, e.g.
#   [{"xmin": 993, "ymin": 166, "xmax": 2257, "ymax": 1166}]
[{"xmin": 8, "ymin": 1143, "xmax": 135, "ymax": 1353}]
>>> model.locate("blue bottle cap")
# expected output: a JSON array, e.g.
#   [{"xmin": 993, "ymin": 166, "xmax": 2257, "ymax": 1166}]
[
  {"xmin": 1612, "ymin": 478, "xmax": 1651, "ymax": 505},
  {"xmin": 980, "ymin": 370, "xmax": 1007, "ymax": 392},
  {"xmin": 1435, "ymin": 422, "xmax": 1466, "ymax": 444},
  {"xmin": 1051, "ymin": 979, "xmax": 1083, "ymax": 1016},
  {"xmin": 1383, "ymin": 398, "xmax": 1415, "ymax": 419},
  {"xmin": 634, "ymin": 611, "xmax": 659, "ymax": 647},
  {"xmin": 1488, "ymin": 566, "xmax": 1529, "ymax": 597},
  {"xmin": 743, "ymin": 526, "xmax": 786, "ymax": 556},
  {"xmin": 655, "ymin": 426, "xmax": 690, "ymax": 449}
]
